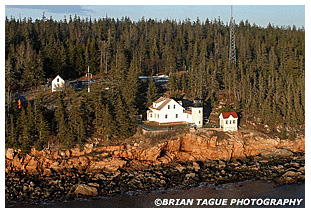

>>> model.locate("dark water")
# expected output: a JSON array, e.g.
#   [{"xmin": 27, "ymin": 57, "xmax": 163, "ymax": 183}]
[{"xmin": 12, "ymin": 180, "xmax": 305, "ymax": 208}]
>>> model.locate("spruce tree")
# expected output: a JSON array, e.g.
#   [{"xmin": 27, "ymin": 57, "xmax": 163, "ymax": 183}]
[
  {"xmin": 26, "ymin": 102, "xmax": 36, "ymax": 145},
  {"xmin": 115, "ymin": 94, "xmax": 136, "ymax": 138},
  {"xmin": 122, "ymin": 60, "xmax": 139, "ymax": 116},
  {"xmin": 102, "ymin": 104, "xmax": 114, "ymax": 140},
  {"xmin": 19, "ymin": 107, "xmax": 31, "ymax": 153},
  {"xmin": 36, "ymin": 112, "xmax": 50, "ymax": 150},
  {"xmin": 146, "ymin": 78, "xmax": 157, "ymax": 107},
  {"xmin": 54, "ymin": 94, "xmax": 73, "ymax": 148},
  {"xmin": 68, "ymin": 101, "xmax": 86, "ymax": 146}
]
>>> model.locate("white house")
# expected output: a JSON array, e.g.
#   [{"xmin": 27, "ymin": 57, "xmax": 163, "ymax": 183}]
[
  {"xmin": 52, "ymin": 75, "xmax": 65, "ymax": 92},
  {"xmin": 219, "ymin": 112, "xmax": 238, "ymax": 131},
  {"xmin": 147, "ymin": 97, "xmax": 203, "ymax": 127}
]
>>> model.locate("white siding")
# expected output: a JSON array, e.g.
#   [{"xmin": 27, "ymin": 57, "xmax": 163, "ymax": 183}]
[
  {"xmin": 147, "ymin": 98, "xmax": 203, "ymax": 126},
  {"xmin": 157, "ymin": 100, "xmax": 185, "ymax": 123},
  {"xmin": 192, "ymin": 107, "xmax": 203, "ymax": 127},
  {"xmin": 219, "ymin": 114, "xmax": 238, "ymax": 131},
  {"xmin": 52, "ymin": 75, "xmax": 65, "ymax": 92}
]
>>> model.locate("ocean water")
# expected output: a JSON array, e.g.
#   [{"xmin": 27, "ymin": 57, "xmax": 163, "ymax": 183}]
[{"xmin": 13, "ymin": 180, "xmax": 305, "ymax": 208}]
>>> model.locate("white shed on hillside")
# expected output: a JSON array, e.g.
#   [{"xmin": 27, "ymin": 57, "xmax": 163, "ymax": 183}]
[
  {"xmin": 219, "ymin": 112, "xmax": 238, "ymax": 131},
  {"xmin": 52, "ymin": 75, "xmax": 65, "ymax": 92}
]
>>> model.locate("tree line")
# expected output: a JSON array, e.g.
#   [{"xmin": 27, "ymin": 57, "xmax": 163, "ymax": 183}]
[
  {"xmin": 5, "ymin": 88, "xmax": 140, "ymax": 152},
  {"xmin": 5, "ymin": 15, "xmax": 305, "ymax": 150}
]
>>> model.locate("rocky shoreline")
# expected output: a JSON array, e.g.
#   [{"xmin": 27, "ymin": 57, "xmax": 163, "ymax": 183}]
[
  {"xmin": 5, "ymin": 130, "xmax": 305, "ymax": 207},
  {"xmin": 6, "ymin": 153, "xmax": 305, "ymax": 207}
]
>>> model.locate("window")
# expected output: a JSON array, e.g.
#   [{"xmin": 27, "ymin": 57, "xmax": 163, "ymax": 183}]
[
  {"xmin": 173, "ymin": 105, "xmax": 175, "ymax": 109},
  {"xmin": 165, "ymin": 114, "xmax": 168, "ymax": 119},
  {"xmin": 230, "ymin": 120, "xmax": 232, "ymax": 124},
  {"xmin": 57, "ymin": 78, "xmax": 59, "ymax": 82},
  {"xmin": 158, "ymin": 114, "xmax": 159, "ymax": 118},
  {"xmin": 199, "ymin": 121, "xmax": 200, "ymax": 124},
  {"xmin": 150, "ymin": 114, "xmax": 152, "ymax": 118},
  {"xmin": 154, "ymin": 114, "xmax": 156, "ymax": 118},
  {"xmin": 176, "ymin": 114, "xmax": 178, "ymax": 118},
  {"xmin": 233, "ymin": 120, "xmax": 236, "ymax": 124},
  {"xmin": 226, "ymin": 120, "xmax": 228, "ymax": 124},
  {"xmin": 199, "ymin": 110, "xmax": 201, "ymax": 113},
  {"xmin": 168, "ymin": 105, "xmax": 170, "ymax": 109}
]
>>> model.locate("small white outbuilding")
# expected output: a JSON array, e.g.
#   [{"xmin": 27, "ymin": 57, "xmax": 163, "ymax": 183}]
[
  {"xmin": 51, "ymin": 75, "xmax": 65, "ymax": 92},
  {"xmin": 219, "ymin": 112, "xmax": 238, "ymax": 131}
]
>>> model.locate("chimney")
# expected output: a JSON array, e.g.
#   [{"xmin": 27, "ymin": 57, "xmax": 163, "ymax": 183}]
[{"xmin": 166, "ymin": 91, "xmax": 170, "ymax": 98}]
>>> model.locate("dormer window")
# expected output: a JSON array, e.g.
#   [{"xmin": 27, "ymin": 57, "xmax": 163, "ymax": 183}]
[
  {"xmin": 168, "ymin": 105, "xmax": 170, "ymax": 109},
  {"xmin": 173, "ymin": 105, "xmax": 175, "ymax": 109},
  {"xmin": 57, "ymin": 78, "xmax": 59, "ymax": 82}
]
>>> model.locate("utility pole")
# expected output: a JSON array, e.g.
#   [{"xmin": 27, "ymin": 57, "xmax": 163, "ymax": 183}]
[
  {"xmin": 87, "ymin": 65, "xmax": 92, "ymax": 93},
  {"xmin": 229, "ymin": 5, "xmax": 236, "ymax": 65}
]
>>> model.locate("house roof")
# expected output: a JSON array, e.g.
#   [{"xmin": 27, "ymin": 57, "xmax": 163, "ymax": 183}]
[
  {"xmin": 149, "ymin": 98, "xmax": 173, "ymax": 110},
  {"xmin": 153, "ymin": 97, "xmax": 166, "ymax": 103},
  {"xmin": 221, "ymin": 112, "xmax": 238, "ymax": 119},
  {"xmin": 52, "ymin": 75, "xmax": 64, "ymax": 82}
]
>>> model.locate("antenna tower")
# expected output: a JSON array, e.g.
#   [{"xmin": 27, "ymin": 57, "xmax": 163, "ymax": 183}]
[
  {"xmin": 229, "ymin": 5, "xmax": 236, "ymax": 65},
  {"xmin": 87, "ymin": 65, "xmax": 92, "ymax": 93}
]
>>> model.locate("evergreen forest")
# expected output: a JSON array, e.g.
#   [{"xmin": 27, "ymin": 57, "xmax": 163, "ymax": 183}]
[{"xmin": 5, "ymin": 15, "xmax": 305, "ymax": 152}]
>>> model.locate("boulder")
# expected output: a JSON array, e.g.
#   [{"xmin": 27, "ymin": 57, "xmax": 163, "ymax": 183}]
[
  {"xmin": 261, "ymin": 148, "xmax": 293, "ymax": 158},
  {"xmin": 166, "ymin": 138, "xmax": 181, "ymax": 151},
  {"xmin": 175, "ymin": 164, "xmax": 186, "ymax": 173},
  {"xmin": 277, "ymin": 138, "xmax": 305, "ymax": 153},
  {"xmin": 104, "ymin": 159, "xmax": 127, "ymax": 172},
  {"xmin": 185, "ymin": 173, "xmax": 196, "ymax": 179},
  {"xmin": 5, "ymin": 148, "xmax": 15, "ymax": 160},
  {"xmin": 71, "ymin": 148, "xmax": 85, "ymax": 157},
  {"xmin": 74, "ymin": 184, "xmax": 98, "ymax": 196},
  {"xmin": 50, "ymin": 161, "xmax": 62, "ymax": 171},
  {"xmin": 52, "ymin": 151, "xmax": 60, "ymax": 160},
  {"xmin": 25, "ymin": 157, "xmax": 38, "ymax": 172},
  {"xmin": 12, "ymin": 155, "xmax": 23, "ymax": 170},
  {"xmin": 276, "ymin": 170, "xmax": 301, "ymax": 185},
  {"xmin": 42, "ymin": 168, "xmax": 52, "ymax": 176},
  {"xmin": 209, "ymin": 136, "xmax": 217, "ymax": 148},
  {"xmin": 89, "ymin": 158, "xmax": 127, "ymax": 172},
  {"xmin": 192, "ymin": 162, "xmax": 200, "ymax": 172}
]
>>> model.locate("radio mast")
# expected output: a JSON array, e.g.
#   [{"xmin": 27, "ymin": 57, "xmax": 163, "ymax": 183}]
[
  {"xmin": 87, "ymin": 66, "xmax": 92, "ymax": 93},
  {"xmin": 229, "ymin": 5, "xmax": 236, "ymax": 65}
]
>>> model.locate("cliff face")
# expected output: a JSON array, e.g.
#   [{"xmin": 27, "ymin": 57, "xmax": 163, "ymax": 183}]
[{"xmin": 5, "ymin": 130, "xmax": 305, "ymax": 175}]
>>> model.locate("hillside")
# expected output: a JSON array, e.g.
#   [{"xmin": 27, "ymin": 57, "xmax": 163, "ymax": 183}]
[{"xmin": 5, "ymin": 16, "xmax": 304, "ymax": 153}]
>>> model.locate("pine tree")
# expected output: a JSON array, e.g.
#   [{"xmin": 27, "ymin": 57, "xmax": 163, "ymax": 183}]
[
  {"xmin": 102, "ymin": 104, "xmax": 114, "ymax": 140},
  {"xmin": 6, "ymin": 114, "xmax": 17, "ymax": 148},
  {"xmin": 36, "ymin": 112, "xmax": 50, "ymax": 150},
  {"xmin": 115, "ymin": 94, "xmax": 136, "ymax": 138},
  {"xmin": 146, "ymin": 78, "xmax": 157, "ymax": 107},
  {"xmin": 68, "ymin": 101, "xmax": 86, "ymax": 146},
  {"xmin": 54, "ymin": 94, "xmax": 73, "ymax": 148},
  {"xmin": 122, "ymin": 60, "xmax": 139, "ymax": 116},
  {"xmin": 19, "ymin": 107, "xmax": 31, "ymax": 153},
  {"xmin": 26, "ymin": 102, "xmax": 36, "ymax": 145}
]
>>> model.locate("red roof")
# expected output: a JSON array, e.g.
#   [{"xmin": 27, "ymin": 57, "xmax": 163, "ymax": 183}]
[{"xmin": 221, "ymin": 112, "xmax": 238, "ymax": 119}]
